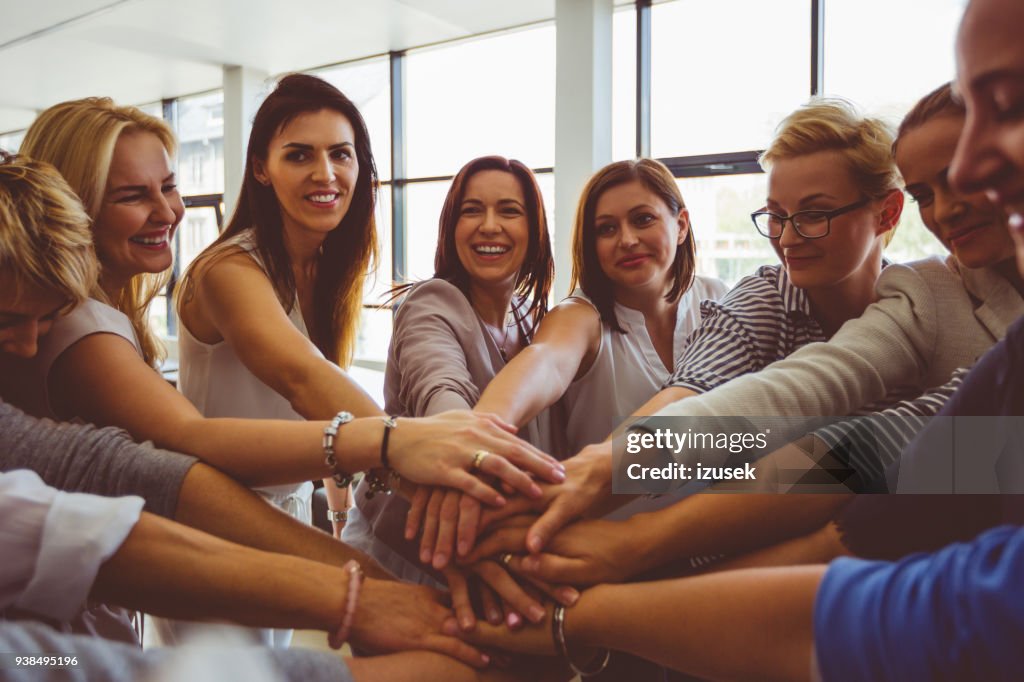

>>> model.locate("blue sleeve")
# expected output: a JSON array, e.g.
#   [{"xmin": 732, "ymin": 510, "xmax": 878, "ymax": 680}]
[{"xmin": 814, "ymin": 525, "xmax": 1024, "ymax": 682}]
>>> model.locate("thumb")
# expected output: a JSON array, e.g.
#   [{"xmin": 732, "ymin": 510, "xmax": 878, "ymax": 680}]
[{"xmin": 526, "ymin": 500, "xmax": 573, "ymax": 554}]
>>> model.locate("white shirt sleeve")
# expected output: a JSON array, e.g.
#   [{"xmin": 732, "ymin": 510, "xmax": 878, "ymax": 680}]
[{"xmin": 0, "ymin": 469, "xmax": 144, "ymax": 621}]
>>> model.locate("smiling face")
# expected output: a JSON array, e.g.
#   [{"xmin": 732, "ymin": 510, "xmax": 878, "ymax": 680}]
[
  {"xmin": 765, "ymin": 150, "xmax": 890, "ymax": 290},
  {"xmin": 453, "ymin": 169, "xmax": 530, "ymax": 292},
  {"xmin": 592, "ymin": 179, "xmax": 688, "ymax": 296},
  {"xmin": 94, "ymin": 130, "xmax": 183, "ymax": 288},
  {"xmin": 950, "ymin": 0, "xmax": 1024, "ymax": 272},
  {"xmin": 897, "ymin": 113, "xmax": 1014, "ymax": 269},
  {"xmin": 254, "ymin": 108, "xmax": 359, "ymax": 243},
  {"xmin": 0, "ymin": 274, "xmax": 69, "ymax": 359}
]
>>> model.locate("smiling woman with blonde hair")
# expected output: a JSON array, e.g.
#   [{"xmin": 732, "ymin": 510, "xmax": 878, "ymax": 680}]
[{"xmin": 20, "ymin": 98, "xmax": 175, "ymax": 366}]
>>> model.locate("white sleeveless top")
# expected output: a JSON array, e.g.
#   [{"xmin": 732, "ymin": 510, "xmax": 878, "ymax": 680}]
[
  {"xmin": 177, "ymin": 230, "xmax": 315, "ymax": 522},
  {"xmin": 561, "ymin": 275, "xmax": 728, "ymax": 453}
]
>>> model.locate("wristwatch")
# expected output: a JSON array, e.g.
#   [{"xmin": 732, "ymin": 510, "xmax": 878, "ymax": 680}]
[{"xmin": 327, "ymin": 509, "xmax": 349, "ymax": 523}]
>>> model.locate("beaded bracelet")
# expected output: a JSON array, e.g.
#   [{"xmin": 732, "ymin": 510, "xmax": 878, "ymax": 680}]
[
  {"xmin": 328, "ymin": 560, "xmax": 363, "ymax": 649},
  {"xmin": 552, "ymin": 605, "xmax": 610, "ymax": 677},
  {"xmin": 323, "ymin": 411, "xmax": 355, "ymax": 488}
]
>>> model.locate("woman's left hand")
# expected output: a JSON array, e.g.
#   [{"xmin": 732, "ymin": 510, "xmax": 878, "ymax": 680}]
[{"xmin": 388, "ymin": 411, "xmax": 566, "ymax": 507}]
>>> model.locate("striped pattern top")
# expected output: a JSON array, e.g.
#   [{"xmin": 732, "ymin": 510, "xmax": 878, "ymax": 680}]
[{"xmin": 666, "ymin": 264, "xmax": 824, "ymax": 393}]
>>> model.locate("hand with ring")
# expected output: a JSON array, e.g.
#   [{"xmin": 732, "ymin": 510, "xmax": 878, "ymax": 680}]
[{"xmin": 386, "ymin": 410, "xmax": 566, "ymax": 508}]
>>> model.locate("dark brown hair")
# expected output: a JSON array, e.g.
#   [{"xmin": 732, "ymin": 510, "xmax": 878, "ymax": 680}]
[
  {"xmin": 394, "ymin": 156, "xmax": 553, "ymax": 335},
  {"xmin": 568, "ymin": 158, "xmax": 696, "ymax": 333},
  {"xmin": 189, "ymin": 73, "xmax": 378, "ymax": 366},
  {"xmin": 894, "ymin": 82, "xmax": 965, "ymax": 152}
]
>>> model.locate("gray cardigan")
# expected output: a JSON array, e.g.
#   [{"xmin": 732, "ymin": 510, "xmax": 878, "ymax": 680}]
[
  {"xmin": 657, "ymin": 256, "xmax": 1023, "ymax": 421},
  {"xmin": 382, "ymin": 277, "xmax": 561, "ymax": 452}
]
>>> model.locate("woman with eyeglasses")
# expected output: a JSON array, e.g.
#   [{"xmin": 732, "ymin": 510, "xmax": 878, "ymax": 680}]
[
  {"xmin": 453, "ymin": 100, "xmax": 907, "ymax": 558},
  {"xmin": 469, "ymin": 84, "xmax": 1024, "ymax": 588}
]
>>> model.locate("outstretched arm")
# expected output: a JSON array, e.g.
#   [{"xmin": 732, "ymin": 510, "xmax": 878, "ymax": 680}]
[
  {"xmin": 475, "ymin": 299, "xmax": 601, "ymax": 428},
  {"xmin": 465, "ymin": 566, "xmax": 823, "ymax": 682}
]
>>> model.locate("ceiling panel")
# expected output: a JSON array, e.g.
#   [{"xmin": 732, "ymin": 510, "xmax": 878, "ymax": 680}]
[{"xmin": 0, "ymin": 0, "xmax": 558, "ymax": 132}]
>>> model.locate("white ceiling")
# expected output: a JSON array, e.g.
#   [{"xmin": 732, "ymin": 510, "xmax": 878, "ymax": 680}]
[{"xmin": 0, "ymin": 0, "xmax": 565, "ymax": 132}]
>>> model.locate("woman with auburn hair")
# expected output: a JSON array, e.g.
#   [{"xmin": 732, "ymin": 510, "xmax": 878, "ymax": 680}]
[
  {"xmin": 477, "ymin": 157, "xmax": 726, "ymax": 454},
  {"xmin": 344, "ymin": 155, "xmax": 573, "ymax": 632},
  {"xmin": 3, "ymin": 91, "xmax": 565, "ymax": 648},
  {"xmin": 405, "ymin": 158, "xmax": 726, "ymax": 590}
]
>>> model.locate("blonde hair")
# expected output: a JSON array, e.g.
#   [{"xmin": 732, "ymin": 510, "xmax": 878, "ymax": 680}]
[
  {"xmin": 760, "ymin": 98, "xmax": 902, "ymax": 246},
  {"xmin": 20, "ymin": 98, "xmax": 177, "ymax": 367},
  {"xmin": 0, "ymin": 152, "xmax": 97, "ymax": 307}
]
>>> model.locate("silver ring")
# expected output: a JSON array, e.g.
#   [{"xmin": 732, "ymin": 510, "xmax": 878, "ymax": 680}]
[{"xmin": 499, "ymin": 552, "xmax": 514, "ymax": 568}]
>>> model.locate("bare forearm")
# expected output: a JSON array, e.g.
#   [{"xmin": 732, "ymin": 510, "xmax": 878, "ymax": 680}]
[
  {"xmin": 285, "ymin": 362, "xmax": 384, "ymax": 420},
  {"xmin": 476, "ymin": 346, "xmax": 573, "ymax": 427},
  {"xmin": 705, "ymin": 522, "xmax": 851, "ymax": 573},
  {"xmin": 91, "ymin": 512, "xmax": 345, "ymax": 630},
  {"xmin": 173, "ymin": 463, "xmax": 391, "ymax": 579},
  {"xmin": 173, "ymin": 417, "xmax": 389, "ymax": 488},
  {"xmin": 571, "ymin": 568, "xmax": 823, "ymax": 681},
  {"xmin": 634, "ymin": 493, "xmax": 850, "ymax": 572}
]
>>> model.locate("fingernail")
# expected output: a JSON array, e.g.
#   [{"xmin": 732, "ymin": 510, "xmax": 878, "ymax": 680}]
[
  {"xmin": 507, "ymin": 612, "xmax": 522, "ymax": 628},
  {"xmin": 495, "ymin": 496, "xmax": 507, "ymax": 506},
  {"xmin": 404, "ymin": 528, "xmax": 414, "ymax": 540},
  {"xmin": 528, "ymin": 605, "xmax": 545, "ymax": 623},
  {"xmin": 460, "ymin": 616, "xmax": 475, "ymax": 631},
  {"xmin": 442, "ymin": 618, "xmax": 459, "ymax": 636},
  {"xmin": 527, "ymin": 537, "xmax": 542, "ymax": 554},
  {"xmin": 433, "ymin": 553, "xmax": 447, "ymax": 569},
  {"xmin": 487, "ymin": 609, "xmax": 501, "ymax": 624},
  {"xmin": 457, "ymin": 541, "xmax": 469, "ymax": 556},
  {"xmin": 551, "ymin": 468, "xmax": 566, "ymax": 482},
  {"xmin": 481, "ymin": 654, "xmax": 491, "ymax": 665},
  {"xmin": 558, "ymin": 588, "xmax": 580, "ymax": 605},
  {"xmin": 420, "ymin": 549, "xmax": 431, "ymax": 563}
]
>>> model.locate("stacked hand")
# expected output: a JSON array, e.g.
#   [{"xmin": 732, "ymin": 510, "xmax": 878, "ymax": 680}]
[
  {"xmin": 388, "ymin": 411, "xmax": 566, "ymax": 507},
  {"xmin": 398, "ymin": 442, "xmax": 647, "ymax": 636},
  {"xmin": 404, "ymin": 442, "xmax": 617, "ymax": 569}
]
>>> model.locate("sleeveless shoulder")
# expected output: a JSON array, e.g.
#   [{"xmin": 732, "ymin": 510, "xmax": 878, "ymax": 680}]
[{"xmin": 36, "ymin": 299, "xmax": 142, "ymax": 375}]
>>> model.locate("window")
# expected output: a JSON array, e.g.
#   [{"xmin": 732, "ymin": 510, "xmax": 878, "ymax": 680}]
[
  {"xmin": 176, "ymin": 91, "xmax": 225, "ymax": 196},
  {"xmin": 824, "ymin": 0, "xmax": 968, "ymax": 122},
  {"xmin": 0, "ymin": 130, "xmax": 25, "ymax": 153},
  {"xmin": 405, "ymin": 25, "xmax": 556, "ymax": 177},
  {"xmin": 651, "ymin": 0, "xmax": 810, "ymax": 158},
  {"xmin": 677, "ymin": 174, "xmax": 775, "ymax": 286}
]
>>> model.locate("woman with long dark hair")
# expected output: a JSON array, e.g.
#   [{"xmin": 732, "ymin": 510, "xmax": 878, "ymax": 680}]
[{"xmin": 344, "ymin": 155, "xmax": 573, "ymax": 630}]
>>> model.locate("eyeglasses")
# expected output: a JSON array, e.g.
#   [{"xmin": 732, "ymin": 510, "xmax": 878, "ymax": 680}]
[{"xmin": 750, "ymin": 197, "xmax": 871, "ymax": 240}]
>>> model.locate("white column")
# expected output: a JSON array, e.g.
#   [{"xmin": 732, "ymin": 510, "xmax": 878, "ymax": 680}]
[
  {"xmin": 222, "ymin": 65, "xmax": 269, "ymax": 218},
  {"xmin": 554, "ymin": 0, "xmax": 613, "ymax": 298}
]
